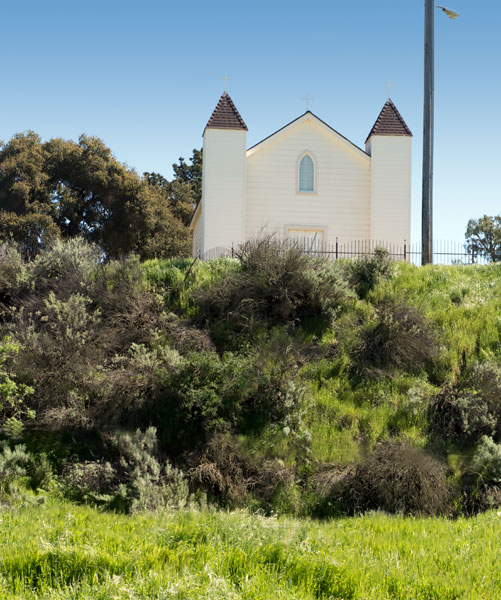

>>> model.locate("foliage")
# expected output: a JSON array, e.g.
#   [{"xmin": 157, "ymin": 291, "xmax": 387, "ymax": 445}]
[
  {"xmin": 0, "ymin": 132, "xmax": 191, "ymax": 258},
  {"xmin": 465, "ymin": 214, "xmax": 501, "ymax": 262},
  {"xmin": 332, "ymin": 442, "xmax": 451, "ymax": 516},
  {"xmin": 0, "ymin": 338, "xmax": 34, "ymax": 436},
  {"xmin": 171, "ymin": 148, "xmax": 203, "ymax": 205},
  {"xmin": 0, "ymin": 442, "xmax": 52, "ymax": 495},
  {"xmin": 349, "ymin": 246, "xmax": 394, "ymax": 299},
  {"xmin": 153, "ymin": 346, "xmax": 308, "ymax": 453},
  {"xmin": 429, "ymin": 361, "xmax": 501, "ymax": 444},
  {"xmin": 1, "ymin": 241, "xmax": 501, "ymax": 515},
  {"xmin": 471, "ymin": 436, "xmax": 501, "ymax": 486},
  {"xmin": 350, "ymin": 298, "xmax": 438, "ymax": 377},
  {"xmin": 111, "ymin": 427, "xmax": 190, "ymax": 513},
  {"xmin": 0, "ymin": 243, "xmax": 27, "ymax": 310},
  {"xmin": 194, "ymin": 237, "xmax": 352, "ymax": 347},
  {"xmin": 61, "ymin": 461, "xmax": 115, "ymax": 504}
]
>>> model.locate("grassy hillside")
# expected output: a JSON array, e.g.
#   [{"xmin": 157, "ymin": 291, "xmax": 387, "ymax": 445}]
[
  {"xmin": 0, "ymin": 239, "xmax": 500, "ymax": 517},
  {"xmin": 1, "ymin": 498, "xmax": 500, "ymax": 599}
]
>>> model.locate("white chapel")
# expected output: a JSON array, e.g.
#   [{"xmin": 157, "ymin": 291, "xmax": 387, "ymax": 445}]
[{"xmin": 190, "ymin": 92, "xmax": 412, "ymax": 258}]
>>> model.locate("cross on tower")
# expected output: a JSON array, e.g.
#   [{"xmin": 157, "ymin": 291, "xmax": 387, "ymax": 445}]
[
  {"xmin": 302, "ymin": 96, "xmax": 313, "ymax": 111},
  {"xmin": 222, "ymin": 73, "xmax": 231, "ymax": 93}
]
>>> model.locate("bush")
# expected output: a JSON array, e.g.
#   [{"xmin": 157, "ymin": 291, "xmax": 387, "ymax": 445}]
[
  {"xmin": 0, "ymin": 337, "xmax": 34, "ymax": 435},
  {"xmin": 0, "ymin": 443, "xmax": 31, "ymax": 494},
  {"xmin": 31, "ymin": 238, "xmax": 101, "ymax": 299},
  {"xmin": 331, "ymin": 442, "xmax": 451, "ymax": 516},
  {"xmin": 429, "ymin": 361, "xmax": 501, "ymax": 444},
  {"xmin": 153, "ymin": 350, "xmax": 268, "ymax": 451},
  {"xmin": 62, "ymin": 461, "xmax": 115, "ymax": 503},
  {"xmin": 194, "ymin": 238, "xmax": 352, "ymax": 347},
  {"xmin": 111, "ymin": 427, "xmax": 190, "ymax": 513},
  {"xmin": 471, "ymin": 436, "xmax": 501, "ymax": 485},
  {"xmin": 461, "ymin": 436, "xmax": 501, "ymax": 514},
  {"xmin": 153, "ymin": 344, "xmax": 310, "ymax": 454},
  {"xmin": 0, "ymin": 242, "xmax": 27, "ymax": 310},
  {"xmin": 349, "ymin": 247, "xmax": 394, "ymax": 299},
  {"xmin": 351, "ymin": 299, "xmax": 438, "ymax": 377}
]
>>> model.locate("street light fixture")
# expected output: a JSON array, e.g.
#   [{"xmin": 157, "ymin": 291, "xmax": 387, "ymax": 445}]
[{"xmin": 422, "ymin": 2, "xmax": 459, "ymax": 265}]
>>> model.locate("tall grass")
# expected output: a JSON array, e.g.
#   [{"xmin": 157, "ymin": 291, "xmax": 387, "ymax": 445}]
[
  {"xmin": 388, "ymin": 263, "xmax": 501, "ymax": 369},
  {"xmin": 1, "ymin": 499, "xmax": 500, "ymax": 599},
  {"xmin": 142, "ymin": 256, "xmax": 240, "ymax": 316}
]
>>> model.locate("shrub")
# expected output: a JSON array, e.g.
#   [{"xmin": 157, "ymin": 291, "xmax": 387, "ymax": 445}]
[
  {"xmin": 461, "ymin": 436, "xmax": 501, "ymax": 514},
  {"xmin": 0, "ymin": 443, "xmax": 30, "ymax": 494},
  {"xmin": 62, "ymin": 461, "xmax": 115, "ymax": 503},
  {"xmin": 0, "ymin": 337, "xmax": 34, "ymax": 435},
  {"xmin": 31, "ymin": 238, "xmax": 101, "ymax": 299},
  {"xmin": 349, "ymin": 247, "xmax": 394, "ymax": 299},
  {"xmin": 333, "ymin": 442, "xmax": 451, "ymax": 516},
  {"xmin": 0, "ymin": 242, "xmax": 27, "ymax": 310},
  {"xmin": 154, "ymin": 351, "xmax": 267, "ymax": 451},
  {"xmin": 111, "ymin": 427, "xmax": 190, "ymax": 513},
  {"xmin": 470, "ymin": 436, "xmax": 501, "ymax": 485},
  {"xmin": 429, "ymin": 361, "xmax": 501, "ymax": 444},
  {"xmin": 194, "ymin": 237, "xmax": 352, "ymax": 347},
  {"xmin": 187, "ymin": 433, "xmax": 298, "ymax": 512},
  {"xmin": 153, "ymin": 344, "xmax": 310, "ymax": 454},
  {"xmin": 351, "ymin": 299, "xmax": 438, "ymax": 377}
]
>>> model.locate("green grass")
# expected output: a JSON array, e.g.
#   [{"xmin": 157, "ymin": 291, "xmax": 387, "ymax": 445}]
[
  {"xmin": 306, "ymin": 263, "xmax": 501, "ymax": 466},
  {"xmin": 387, "ymin": 263, "xmax": 501, "ymax": 369},
  {"xmin": 140, "ymin": 259, "xmax": 501, "ymax": 474},
  {"xmin": 1, "ymin": 498, "xmax": 501, "ymax": 599},
  {"xmin": 142, "ymin": 256, "xmax": 240, "ymax": 316}
]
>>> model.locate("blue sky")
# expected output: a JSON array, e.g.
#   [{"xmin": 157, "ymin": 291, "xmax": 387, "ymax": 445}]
[{"xmin": 1, "ymin": 0, "xmax": 500, "ymax": 245}]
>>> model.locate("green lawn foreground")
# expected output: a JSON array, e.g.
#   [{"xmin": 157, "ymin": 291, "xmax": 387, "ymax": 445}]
[{"xmin": 1, "ymin": 500, "xmax": 500, "ymax": 599}]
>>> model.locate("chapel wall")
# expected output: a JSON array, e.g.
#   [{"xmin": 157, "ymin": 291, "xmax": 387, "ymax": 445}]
[
  {"xmin": 245, "ymin": 120, "xmax": 371, "ymax": 246},
  {"xmin": 201, "ymin": 128, "xmax": 247, "ymax": 256},
  {"xmin": 369, "ymin": 136, "xmax": 412, "ymax": 246}
]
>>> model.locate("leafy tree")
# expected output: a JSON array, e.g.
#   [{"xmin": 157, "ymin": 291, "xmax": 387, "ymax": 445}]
[
  {"xmin": 171, "ymin": 148, "xmax": 202, "ymax": 205},
  {"xmin": 0, "ymin": 132, "xmax": 191, "ymax": 259},
  {"xmin": 144, "ymin": 148, "xmax": 201, "ymax": 228},
  {"xmin": 465, "ymin": 214, "xmax": 501, "ymax": 262}
]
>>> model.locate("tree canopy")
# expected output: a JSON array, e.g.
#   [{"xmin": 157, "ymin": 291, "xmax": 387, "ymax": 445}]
[
  {"xmin": 465, "ymin": 214, "xmax": 501, "ymax": 263},
  {"xmin": 0, "ymin": 132, "xmax": 201, "ymax": 259}
]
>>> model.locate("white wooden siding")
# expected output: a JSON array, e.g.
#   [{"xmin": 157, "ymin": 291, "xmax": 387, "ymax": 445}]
[
  {"xmin": 192, "ymin": 208, "xmax": 203, "ymax": 258},
  {"xmin": 369, "ymin": 136, "xmax": 412, "ymax": 246},
  {"xmin": 245, "ymin": 118, "xmax": 371, "ymax": 245}
]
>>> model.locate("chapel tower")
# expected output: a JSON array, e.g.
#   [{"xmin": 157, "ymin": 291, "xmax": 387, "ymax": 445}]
[
  {"xmin": 365, "ymin": 100, "xmax": 412, "ymax": 246},
  {"xmin": 199, "ymin": 92, "xmax": 247, "ymax": 257}
]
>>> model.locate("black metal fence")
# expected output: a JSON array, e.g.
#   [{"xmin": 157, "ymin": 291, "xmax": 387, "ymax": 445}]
[{"xmin": 203, "ymin": 239, "xmax": 493, "ymax": 266}]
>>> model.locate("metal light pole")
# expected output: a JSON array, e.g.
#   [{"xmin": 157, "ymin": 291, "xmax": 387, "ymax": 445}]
[
  {"xmin": 422, "ymin": 0, "xmax": 435, "ymax": 265},
  {"xmin": 422, "ymin": 4, "xmax": 459, "ymax": 265}
]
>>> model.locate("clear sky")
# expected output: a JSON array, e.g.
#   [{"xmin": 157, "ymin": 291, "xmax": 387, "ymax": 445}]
[{"xmin": 1, "ymin": 0, "xmax": 500, "ymax": 246}]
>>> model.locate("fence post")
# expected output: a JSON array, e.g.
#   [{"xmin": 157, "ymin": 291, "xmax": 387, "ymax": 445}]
[
  {"xmin": 471, "ymin": 247, "xmax": 475, "ymax": 265},
  {"xmin": 404, "ymin": 240, "xmax": 407, "ymax": 262},
  {"xmin": 335, "ymin": 237, "xmax": 339, "ymax": 260},
  {"xmin": 231, "ymin": 243, "xmax": 234, "ymax": 259}
]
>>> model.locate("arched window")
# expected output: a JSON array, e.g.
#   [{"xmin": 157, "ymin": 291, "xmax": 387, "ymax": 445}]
[{"xmin": 299, "ymin": 154, "xmax": 314, "ymax": 191}]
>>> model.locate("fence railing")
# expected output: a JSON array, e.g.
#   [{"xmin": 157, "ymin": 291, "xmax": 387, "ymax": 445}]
[{"xmin": 202, "ymin": 238, "xmax": 493, "ymax": 266}]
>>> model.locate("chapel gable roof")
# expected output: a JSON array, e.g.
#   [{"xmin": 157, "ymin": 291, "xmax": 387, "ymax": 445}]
[
  {"xmin": 204, "ymin": 92, "xmax": 248, "ymax": 133},
  {"xmin": 365, "ymin": 99, "xmax": 412, "ymax": 142},
  {"xmin": 247, "ymin": 111, "xmax": 369, "ymax": 159}
]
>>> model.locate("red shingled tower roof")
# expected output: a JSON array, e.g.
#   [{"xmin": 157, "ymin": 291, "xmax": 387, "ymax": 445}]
[
  {"xmin": 365, "ymin": 99, "xmax": 412, "ymax": 143},
  {"xmin": 204, "ymin": 92, "xmax": 248, "ymax": 133}
]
